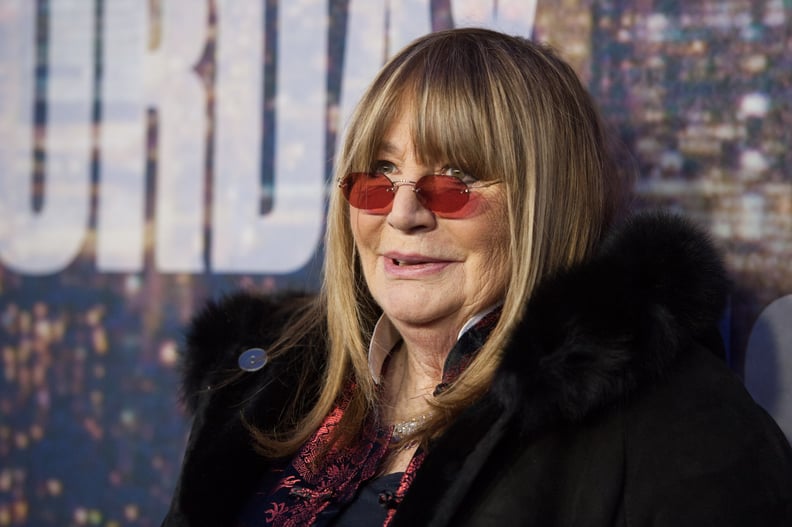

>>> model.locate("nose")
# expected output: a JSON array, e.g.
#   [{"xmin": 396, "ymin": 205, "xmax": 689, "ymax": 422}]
[{"xmin": 386, "ymin": 178, "xmax": 436, "ymax": 232}]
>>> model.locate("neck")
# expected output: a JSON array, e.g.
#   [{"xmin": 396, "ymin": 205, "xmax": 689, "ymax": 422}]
[
  {"xmin": 380, "ymin": 334, "xmax": 451, "ymax": 423},
  {"xmin": 376, "ymin": 307, "xmax": 501, "ymax": 423}
]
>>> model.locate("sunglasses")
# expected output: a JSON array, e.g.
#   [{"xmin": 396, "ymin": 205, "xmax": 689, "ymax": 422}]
[{"xmin": 338, "ymin": 172, "xmax": 501, "ymax": 217}]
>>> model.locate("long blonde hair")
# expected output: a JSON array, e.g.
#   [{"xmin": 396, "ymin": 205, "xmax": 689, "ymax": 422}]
[{"xmin": 253, "ymin": 28, "xmax": 628, "ymax": 456}]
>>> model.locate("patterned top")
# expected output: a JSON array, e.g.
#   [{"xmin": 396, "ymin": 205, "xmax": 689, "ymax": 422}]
[{"xmin": 235, "ymin": 308, "xmax": 501, "ymax": 526}]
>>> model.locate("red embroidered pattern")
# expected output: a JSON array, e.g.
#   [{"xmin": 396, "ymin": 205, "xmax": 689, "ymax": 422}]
[
  {"xmin": 383, "ymin": 450, "xmax": 426, "ymax": 526},
  {"xmin": 239, "ymin": 308, "xmax": 499, "ymax": 526},
  {"xmin": 255, "ymin": 394, "xmax": 393, "ymax": 526}
]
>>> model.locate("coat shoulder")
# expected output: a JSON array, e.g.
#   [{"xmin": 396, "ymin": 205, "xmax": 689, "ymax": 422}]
[{"xmin": 622, "ymin": 343, "xmax": 792, "ymax": 524}]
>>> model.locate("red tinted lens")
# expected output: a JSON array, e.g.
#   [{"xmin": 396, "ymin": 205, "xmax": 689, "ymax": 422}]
[
  {"xmin": 415, "ymin": 175, "xmax": 469, "ymax": 213},
  {"xmin": 341, "ymin": 173, "xmax": 473, "ymax": 216},
  {"xmin": 342, "ymin": 172, "xmax": 394, "ymax": 212}
]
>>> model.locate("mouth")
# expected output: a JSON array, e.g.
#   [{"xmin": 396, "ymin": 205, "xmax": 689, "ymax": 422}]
[
  {"xmin": 385, "ymin": 253, "xmax": 450, "ymax": 267},
  {"xmin": 382, "ymin": 253, "xmax": 453, "ymax": 276},
  {"xmin": 391, "ymin": 257, "xmax": 423, "ymax": 267}
]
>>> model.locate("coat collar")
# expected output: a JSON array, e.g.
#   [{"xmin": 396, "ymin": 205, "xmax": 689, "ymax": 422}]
[{"xmin": 368, "ymin": 304, "xmax": 501, "ymax": 384}]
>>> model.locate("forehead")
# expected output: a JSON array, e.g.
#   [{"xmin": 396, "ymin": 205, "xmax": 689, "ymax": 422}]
[
  {"xmin": 375, "ymin": 115, "xmax": 415, "ymax": 157},
  {"xmin": 349, "ymin": 74, "xmax": 496, "ymax": 179},
  {"xmin": 372, "ymin": 108, "xmax": 456, "ymax": 167}
]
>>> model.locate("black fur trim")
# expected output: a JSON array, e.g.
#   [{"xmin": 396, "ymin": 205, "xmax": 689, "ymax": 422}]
[
  {"xmin": 493, "ymin": 212, "xmax": 730, "ymax": 431},
  {"xmin": 180, "ymin": 291, "xmax": 314, "ymax": 414}
]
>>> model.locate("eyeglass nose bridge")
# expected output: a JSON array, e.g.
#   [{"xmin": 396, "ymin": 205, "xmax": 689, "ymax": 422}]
[
  {"xmin": 385, "ymin": 176, "xmax": 473, "ymax": 200},
  {"xmin": 386, "ymin": 178, "xmax": 419, "ymax": 194}
]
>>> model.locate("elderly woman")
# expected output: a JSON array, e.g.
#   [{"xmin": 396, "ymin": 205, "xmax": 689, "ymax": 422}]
[{"xmin": 162, "ymin": 28, "xmax": 792, "ymax": 526}]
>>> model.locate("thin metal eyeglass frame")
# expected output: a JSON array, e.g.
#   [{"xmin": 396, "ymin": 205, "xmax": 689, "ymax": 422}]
[{"xmin": 337, "ymin": 172, "xmax": 502, "ymax": 214}]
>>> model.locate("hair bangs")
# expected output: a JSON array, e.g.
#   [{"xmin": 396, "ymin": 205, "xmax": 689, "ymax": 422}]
[
  {"xmin": 341, "ymin": 37, "xmax": 504, "ymax": 182},
  {"xmin": 404, "ymin": 43, "xmax": 501, "ymax": 181},
  {"xmin": 408, "ymin": 79, "xmax": 495, "ymax": 181}
]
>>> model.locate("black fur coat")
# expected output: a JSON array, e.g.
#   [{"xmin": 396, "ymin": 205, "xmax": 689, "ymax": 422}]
[{"xmin": 162, "ymin": 213, "xmax": 792, "ymax": 526}]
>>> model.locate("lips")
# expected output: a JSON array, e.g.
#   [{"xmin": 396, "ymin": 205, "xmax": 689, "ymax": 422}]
[
  {"xmin": 382, "ymin": 252, "xmax": 454, "ymax": 276},
  {"xmin": 385, "ymin": 252, "xmax": 446, "ymax": 265},
  {"xmin": 391, "ymin": 257, "xmax": 432, "ymax": 266}
]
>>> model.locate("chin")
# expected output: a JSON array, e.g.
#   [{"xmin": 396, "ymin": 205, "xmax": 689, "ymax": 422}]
[{"xmin": 383, "ymin": 301, "xmax": 459, "ymax": 327}]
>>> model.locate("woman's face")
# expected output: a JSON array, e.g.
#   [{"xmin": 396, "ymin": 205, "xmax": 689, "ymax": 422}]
[{"xmin": 349, "ymin": 113, "xmax": 511, "ymax": 337}]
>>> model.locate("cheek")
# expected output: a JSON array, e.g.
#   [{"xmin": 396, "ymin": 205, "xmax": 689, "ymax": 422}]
[
  {"xmin": 475, "ymin": 208, "xmax": 511, "ymax": 282},
  {"xmin": 349, "ymin": 207, "xmax": 366, "ymax": 239},
  {"xmin": 349, "ymin": 208, "xmax": 381, "ymax": 255},
  {"xmin": 439, "ymin": 193, "xmax": 486, "ymax": 219}
]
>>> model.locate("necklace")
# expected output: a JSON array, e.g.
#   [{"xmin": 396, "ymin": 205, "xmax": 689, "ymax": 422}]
[{"xmin": 390, "ymin": 414, "xmax": 429, "ymax": 443}]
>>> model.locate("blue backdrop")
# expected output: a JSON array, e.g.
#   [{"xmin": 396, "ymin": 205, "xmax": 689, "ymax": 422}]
[{"xmin": 1, "ymin": 1, "xmax": 790, "ymax": 525}]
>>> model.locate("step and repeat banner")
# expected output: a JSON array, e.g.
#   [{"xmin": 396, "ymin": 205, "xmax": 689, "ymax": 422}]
[{"xmin": 1, "ymin": 0, "xmax": 790, "ymax": 525}]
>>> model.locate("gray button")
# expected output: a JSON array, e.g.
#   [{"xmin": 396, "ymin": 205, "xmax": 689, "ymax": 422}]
[{"xmin": 238, "ymin": 347, "xmax": 268, "ymax": 372}]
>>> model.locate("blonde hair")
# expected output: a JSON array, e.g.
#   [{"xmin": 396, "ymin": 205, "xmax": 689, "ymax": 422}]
[{"xmin": 253, "ymin": 28, "xmax": 628, "ymax": 456}]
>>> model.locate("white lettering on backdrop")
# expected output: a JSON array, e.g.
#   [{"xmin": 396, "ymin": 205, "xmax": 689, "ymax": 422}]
[
  {"xmin": 745, "ymin": 295, "xmax": 792, "ymax": 442},
  {"xmin": 0, "ymin": 1, "xmax": 94, "ymax": 274},
  {"xmin": 336, "ymin": 0, "xmax": 537, "ymax": 155},
  {"xmin": 99, "ymin": 0, "xmax": 208, "ymax": 272},
  {"xmin": 0, "ymin": 0, "xmax": 535, "ymax": 275}
]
